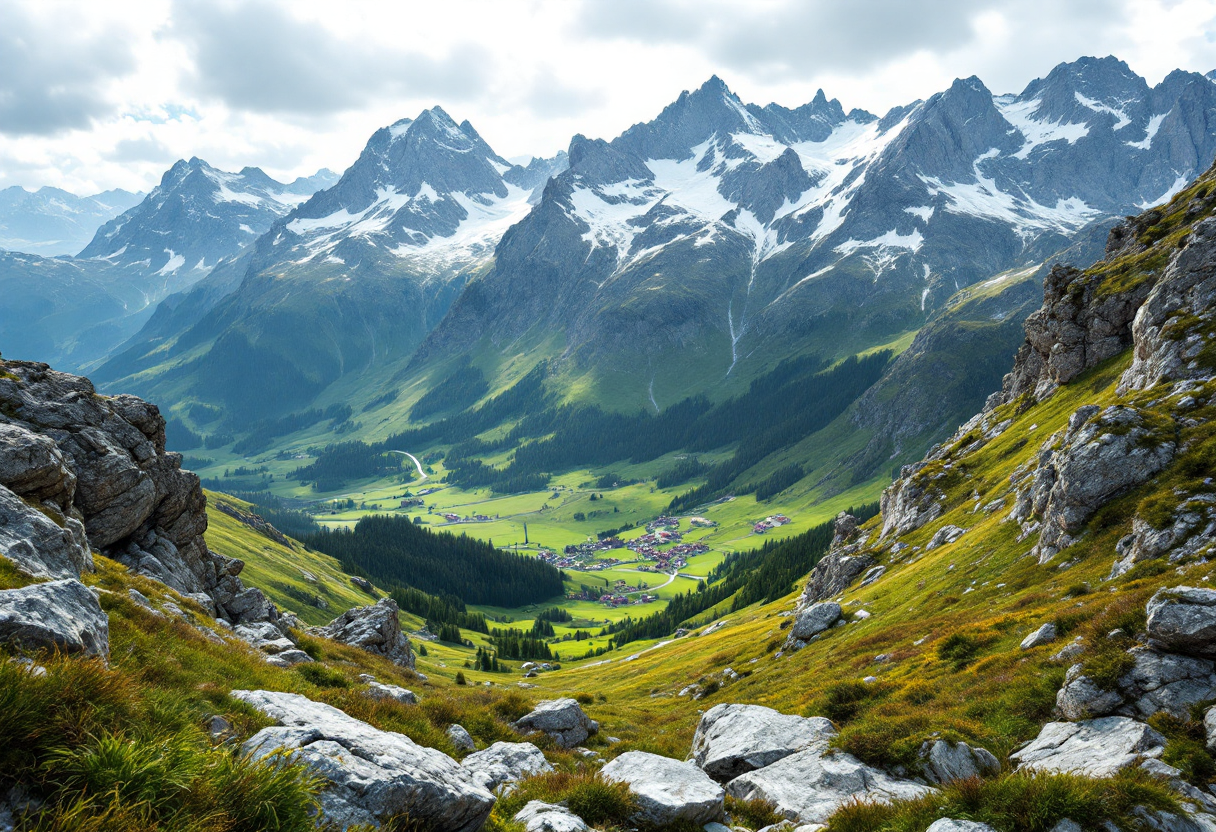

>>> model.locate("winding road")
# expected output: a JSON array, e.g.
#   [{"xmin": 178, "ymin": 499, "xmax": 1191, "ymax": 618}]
[{"xmin": 386, "ymin": 450, "xmax": 427, "ymax": 482}]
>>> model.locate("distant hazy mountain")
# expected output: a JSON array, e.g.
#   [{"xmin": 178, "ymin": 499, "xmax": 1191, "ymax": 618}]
[
  {"xmin": 0, "ymin": 161, "xmax": 337, "ymax": 371},
  {"xmin": 0, "ymin": 186, "xmax": 142, "ymax": 256}
]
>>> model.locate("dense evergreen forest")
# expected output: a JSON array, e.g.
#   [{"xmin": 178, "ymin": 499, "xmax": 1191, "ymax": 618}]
[
  {"xmin": 304, "ymin": 515, "xmax": 565, "ymax": 607},
  {"xmin": 607, "ymin": 501, "xmax": 880, "ymax": 646},
  {"xmin": 292, "ymin": 351, "xmax": 890, "ymax": 497},
  {"xmin": 409, "ymin": 359, "xmax": 489, "ymax": 420}
]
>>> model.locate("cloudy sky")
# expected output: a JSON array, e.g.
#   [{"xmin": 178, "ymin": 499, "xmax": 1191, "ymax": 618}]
[{"xmin": 5, "ymin": 0, "xmax": 1216, "ymax": 194}]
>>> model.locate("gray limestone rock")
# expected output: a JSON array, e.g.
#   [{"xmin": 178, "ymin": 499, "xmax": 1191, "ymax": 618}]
[
  {"xmin": 0, "ymin": 484, "xmax": 91, "ymax": 579},
  {"xmin": 364, "ymin": 681, "xmax": 417, "ymax": 704},
  {"xmin": 514, "ymin": 801, "xmax": 590, "ymax": 832},
  {"xmin": 0, "ymin": 579, "xmax": 108, "ymax": 660},
  {"xmin": 461, "ymin": 741, "xmax": 552, "ymax": 791},
  {"xmin": 919, "ymin": 740, "xmax": 1000, "ymax": 784},
  {"xmin": 513, "ymin": 698, "xmax": 598, "ymax": 748},
  {"xmin": 925, "ymin": 525, "xmax": 966, "ymax": 551},
  {"xmin": 725, "ymin": 748, "xmax": 934, "ymax": 824},
  {"xmin": 1010, "ymin": 717, "xmax": 1166, "ymax": 777},
  {"xmin": 1116, "ymin": 647, "xmax": 1216, "ymax": 720},
  {"xmin": 1057, "ymin": 669, "xmax": 1124, "ymax": 720},
  {"xmin": 1021, "ymin": 623, "xmax": 1059, "ymax": 649},
  {"xmin": 0, "ymin": 422, "xmax": 75, "ymax": 507},
  {"xmin": 448, "ymin": 724, "xmax": 476, "ymax": 752},
  {"xmin": 692, "ymin": 703, "xmax": 837, "ymax": 782},
  {"xmin": 926, "ymin": 821, "xmax": 997, "ymax": 832},
  {"xmin": 233, "ymin": 689, "xmax": 494, "ymax": 831},
  {"xmin": 310, "ymin": 597, "xmax": 415, "ymax": 668},
  {"xmin": 788, "ymin": 603, "xmax": 842, "ymax": 643},
  {"xmin": 601, "ymin": 751, "xmax": 725, "ymax": 826},
  {"xmin": 1147, "ymin": 587, "xmax": 1216, "ymax": 658},
  {"xmin": 879, "ymin": 463, "xmax": 945, "ymax": 540}
]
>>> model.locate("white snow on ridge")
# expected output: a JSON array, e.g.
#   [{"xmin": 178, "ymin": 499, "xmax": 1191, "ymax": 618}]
[
  {"xmin": 567, "ymin": 179, "xmax": 664, "ymax": 254},
  {"xmin": 921, "ymin": 149, "xmax": 1098, "ymax": 233},
  {"xmin": 1074, "ymin": 92, "xmax": 1132, "ymax": 130},
  {"xmin": 997, "ymin": 97, "xmax": 1089, "ymax": 160},
  {"xmin": 729, "ymin": 132, "xmax": 788, "ymax": 164},
  {"xmin": 834, "ymin": 228, "xmax": 924, "ymax": 255},
  {"xmin": 904, "ymin": 205, "xmax": 935, "ymax": 222},
  {"xmin": 1127, "ymin": 113, "xmax": 1167, "ymax": 150},
  {"xmin": 156, "ymin": 249, "xmax": 185, "ymax": 275},
  {"xmin": 1137, "ymin": 175, "xmax": 1189, "ymax": 209}
]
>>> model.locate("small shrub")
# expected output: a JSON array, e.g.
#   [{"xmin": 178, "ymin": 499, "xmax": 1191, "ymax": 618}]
[
  {"xmin": 901, "ymin": 681, "xmax": 935, "ymax": 705},
  {"xmin": 1063, "ymin": 582, "xmax": 1091, "ymax": 598},
  {"xmin": 294, "ymin": 663, "xmax": 348, "ymax": 689},
  {"xmin": 1082, "ymin": 648, "xmax": 1136, "ymax": 691},
  {"xmin": 493, "ymin": 771, "xmax": 635, "ymax": 827},
  {"xmin": 822, "ymin": 681, "xmax": 882, "ymax": 724},
  {"xmin": 455, "ymin": 671, "xmax": 467, "ymax": 686},
  {"xmin": 937, "ymin": 633, "xmax": 983, "ymax": 669},
  {"xmin": 725, "ymin": 794, "xmax": 783, "ymax": 829},
  {"xmin": 575, "ymin": 692, "xmax": 595, "ymax": 705}
]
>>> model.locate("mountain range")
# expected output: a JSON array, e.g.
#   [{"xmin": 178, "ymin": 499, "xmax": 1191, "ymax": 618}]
[
  {"xmin": 4, "ymin": 55, "xmax": 1216, "ymax": 500},
  {"xmin": 0, "ymin": 185, "xmax": 143, "ymax": 257}
]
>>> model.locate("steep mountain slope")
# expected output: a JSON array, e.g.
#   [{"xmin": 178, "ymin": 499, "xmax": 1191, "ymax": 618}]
[
  {"xmin": 0, "ymin": 185, "xmax": 141, "ymax": 256},
  {"xmin": 420, "ymin": 58, "xmax": 1216, "ymax": 412},
  {"xmin": 97, "ymin": 109, "xmax": 567, "ymax": 420}
]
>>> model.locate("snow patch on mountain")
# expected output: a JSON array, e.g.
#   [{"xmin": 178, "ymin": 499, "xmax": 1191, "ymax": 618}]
[
  {"xmin": 997, "ymin": 96, "xmax": 1090, "ymax": 160},
  {"xmin": 834, "ymin": 228, "xmax": 924, "ymax": 255},
  {"xmin": 1074, "ymin": 91, "xmax": 1132, "ymax": 130},
  {"xmin": 1127, "ymin": 113, "xmax": 1168, "ymax": 150}
]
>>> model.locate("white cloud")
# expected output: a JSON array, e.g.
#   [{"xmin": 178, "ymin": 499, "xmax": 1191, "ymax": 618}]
[{"xmin": 0, "ymin": 0, "xmax": 1212, "ymax": 194}]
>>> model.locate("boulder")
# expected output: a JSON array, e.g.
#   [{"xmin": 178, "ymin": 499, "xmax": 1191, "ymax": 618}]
[
  {"xmin": 926, "ymin": 821, "xmax": 997, "ymax": 832},
  {"xmin": 1010, "ymin": 717, "xmax": 1166, "ymax": 777},
  {"xmin": 364, "ymin": 681, "xmax": 417, "ymax": 704},
  {"xmin": 310, "ymin": 597, "xmax": 415, "ymax": 668},
  {"xmin": 0, "ymin": 422, "xmax": 76, "ymax": 507},
  {"xmin": 787, "ymin": 603, "xmax": 842, "ymax": 646},
  {"xmin": 514, "ymin": 801, "xmax": 590, "ymax": 832},
  {"xmin": 0, "ymin": 579, "xmax": 108, "ymax": 660},
  {"xmin": 726, "ymin": 748, "xmax": 934, "ymax": 824},
  {"xmin": 691, "ymin": 704, "xmax": 837, "ymax": 781},
  {"xmin": 461, "ymin": 741, "xmax": 552, "ymax": 791},
  {"xmin": 1021, "ymin": 623, "xmax": 1058, "ymax": 650},
  {"xmin": 600, "ymin": 751, "xmax": 724, "ymax": 826},
  {"xmin": 232, "ymin": 689, "xmax": 494, "ymax": 831},
  {"xmin": 0, "ymin": 484, "xmax": 92, "ymax": 579},
  {"xmin": 448, "ymin": 724, "xmax": 476, "ymax": 752},
  {"xmin": 1147, "ymin": 587, "xmax": 1216, "ymax": 658},
  {"xmin": 273, "ymin": 649, "xmax": 313, "ymax": 665},
  {"xmin": 513, "ymin": 698, "xmax": 598, "ymax": 748},
  {"xmin": 919, "ymin": 740, "xmax": 1000, "ymax": 784}
]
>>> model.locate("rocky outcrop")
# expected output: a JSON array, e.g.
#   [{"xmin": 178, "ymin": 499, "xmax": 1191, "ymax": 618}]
[
  {"xmin": 691, "ymin": 704, "xmax": 837, "ymax": 782},
  {"xmin": 1011, "ymin": 717, "xmax": 1166, "ymax": 777},
  {"xmin": 309, "ymin": 597, "xmax": 414, "ymax": 668},
  {"xmin": 926, "ymin": 821, "xmax": 997, "ymax": 832},
  {"xmin": 1119, "ymin": 217, "xmax": 1216, "ymax": 394},
  {"xmin": 1146, "ymin": 587, "xmax": 1216, "ymax": 658},
  {"xmin": 879, "ymin": 462, "xmax": 946, "ymax": 540},
  {"xmin": 726, "ymin": 747, "xmax": 934, "ymax": 824},
  {"xmin": 796, "ymin": 513, "xmax": 876, "ymax": 607},
  {"xmin": 1112, "ymin": 498, "xmax": 1216, "ymax": 579},
  {"xmin": 994, "ymin": 262, "xmax": 1155, "ymax": 407},
  {"xmin": 1021, "ymin": 623, "xmax": 1059, "ymax": 650},
  {"xmin": 0, "ymin": 579, "xmax": 108, "ymax": 660},
  {"xmin": 1017, "ymin": 405, "xmax": 1175, "ymax": 563},
  {"xmin": 461, "ymin": 741, "xmax": 552, "ymax": 792},
  {"xmin": 512, "ymin": 698, "xmax": 598, "ymax": 748},
  {"xmin": 233, "ymin": 689, "xmax": 494, "ymax": 832},
  {"xmin": 0, "ymin": 358, "xmax": 280, "ymax": 627},
  {"xmin": 600, "ymin": 751, "xmax": 725, "ymax": 826}
]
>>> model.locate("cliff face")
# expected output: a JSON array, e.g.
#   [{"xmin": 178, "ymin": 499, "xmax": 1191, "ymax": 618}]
[{"xmin": 0, "ymin": 358, "xmax": 277, "ymax": 625}]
